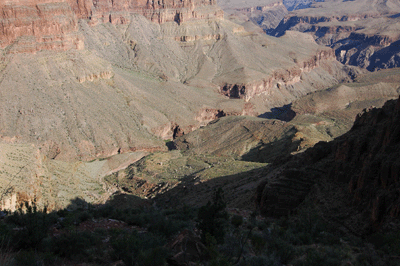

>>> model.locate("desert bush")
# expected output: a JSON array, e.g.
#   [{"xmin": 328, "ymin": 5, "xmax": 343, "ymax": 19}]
[
  {"xmin": 46, "ymin": 231, "xmax": 101, "ymax": 261},
  {"xmin": 197, "ymin": 188, "xmax": 228, "ymax": 244},
  {"xmin": 250, "ymin": 232, "xmax": 268, "ymax": 255},
  {"xmin": 111, "ymin": 231, "xmax": 169, "ymax": 266},
  {"xmin": 0, "ymin": 237, "xmax": 15, "ymax": 266},
  {"xmin": 266, "ymin": 235, "xmax": 296, "ymax": 264},
  {"xmin": 231, "ymin": 215, "xmax": 243, "ymax": 228},
  {"xmin": 368, "ymin": 230, "xmax": 400, "ymax": 256},
  {"xmin": 8, "ymin": 204, "xmax": 55, "ymax": 250},
  {"xmin": 147, "ymin": 211, "xmax": 185, "ymax": 237},
  {"xmin": 293, "ymin": 246, "xmax": 343, "ymax": 266},
  {"xmin": 13, "ymin": 250, "xmax": 57, "ymax": 266},
  {"xmin": 237, "ymin": 254, "xmax": 281, "ymax": 266}
]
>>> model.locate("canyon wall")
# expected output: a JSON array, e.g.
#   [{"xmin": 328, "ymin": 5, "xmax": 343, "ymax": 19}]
[
  {"xmin": 270, "ymin": 0, "xmax": 400, "ymax": 70},
  {"xmin": 0, "ymin": 0, "xmax": 223, "ymax": 52},
  {"xmin": 217, "ymin": 0, "xmax": 288, "ymax": 34},
  {"xmin": 0, "ymin": 1, "xmax": 83, "ymax": 53},
  {"xmin": 0, "ymin": 0, "xmax": 358, "ymax": 162},
  {"xmin": 219, "ymin": 48, "xmax": 336, "ymax": 100}
]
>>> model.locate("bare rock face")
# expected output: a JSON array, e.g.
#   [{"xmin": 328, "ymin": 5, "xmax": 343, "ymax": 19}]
[
  {"xmin": 0, "ymin": 0, "xmax": 223, "ymax": 53},
  {"xmin": 283, "ymin": 0, "xmax": 313, "ymax": 11},
  {"xmin": 271, "ymin": 0, "xmax": 400, "ymax": 70},
  {"xmin": 0, "ymin": 1, "xmax": 84, "ymax": 53},
  {"xmin": 331, "ymin": 98, "xmax": 400, "ymax": 231},
  {"xmin": 219, "ymin": 47, "xmax": 337, "ymax": 100},
  {"xmin": 217, "ymin": 0, "xmax": 288, "ymax": 34},
  {"xmin": 67, "ymin": 0, "xmax": 223, "ymax": 24}
]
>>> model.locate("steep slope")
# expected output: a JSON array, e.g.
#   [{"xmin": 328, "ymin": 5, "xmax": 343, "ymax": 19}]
[
  {"xmin": 0, "ymin": 1, "xmax": 84, "ymax": 53},
  {"xmin": 0, "ymin": 141, "xmax": 148, "ymax": 211},
  {"xmin": 256, "ymin": 95, "xmax": 400, "ymax": 235},
  {"xmin": 0, "ymin": 0, "xmax": 360, "ymax": 212},
  {"xmin": 0, "ymin": 0, "xmax": 223, "ymax": 53},
  {"xmin": 283, "ymin": 0, "xmax": 314, "ymax": 11},
  {"xmin": 271, "ymin": 0, "xmax": 400, "ymax": 70},
  {"xmin": 0, "ymin": 1, "xmax": 355, "ymax": 162},
  {"xmin": 217, "ymin": 0, "xmax": 288, "ymax": 34},
  {"xmin": 174, "ymin": 68, "xmax": 400, "ymax": 162}
]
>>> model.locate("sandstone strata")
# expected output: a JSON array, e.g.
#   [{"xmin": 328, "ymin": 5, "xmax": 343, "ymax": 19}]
[
  {"xmin": 219, "ymin": 48, "xmax": 336, "ymax": 100},
  {"xmin": 0, "ymin": 0, "xmax": 223, "ymax": 53},
  {"xmin": 271, "ymin": 0, "xmax": 400, "ymax": 70},
  {"xmin": 217, "ymin": 0, "xmax": 288, "ymax": 34},
  {"xmin": 0, "ymin": 1, "xmax": 84, "ymax": 53}
]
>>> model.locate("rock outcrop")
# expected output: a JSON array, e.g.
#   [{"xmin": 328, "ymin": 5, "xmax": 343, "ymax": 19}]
[
  {"xmin": 217, "ymin": 0, "xmax": 288, "ymax": 34},
  {"xmin": 270, "ymin": 0, "xmax": 400, "ymax": 70},
  {"xmin": 256, "ymin": 95, "xmax": 400, "ymax": 235},
  {"xmin": 219, "ymin": 48, "xmax": 336, "ymax": 100},
  {"xmin": 283, "ymin": 0, "xmax": 313, "ymax": 11},
  {"xmin": 0, "ymin": 0, "xmax": 223, "ymax": 53},
  {"xmin": 330, "ymin": 98, "xmax": 400, "ymax": 231},
  {"xmin": 0, "ymin": 1, "xmax": 84, "ymax": 53},
  {"xmin": 69, "ymin": 0, "xmax": 224, "ymax": 24}
]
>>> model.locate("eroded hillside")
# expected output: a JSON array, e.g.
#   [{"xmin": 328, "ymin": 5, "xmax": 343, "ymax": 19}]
[
  {"xmin": 1, "ymin": 0, "xmax": 398, "ymax": 212},
  {"xmin": 0, "ymin": 0, "xmax": 356, "ymax": 162},
  {"xmin": 270, "ymin": 0, "xmax": 400, "ymax": 70}
]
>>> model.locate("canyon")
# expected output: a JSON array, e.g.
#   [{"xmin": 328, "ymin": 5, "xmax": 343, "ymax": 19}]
[
  {"xmin": 269, "ymin": 0, "xmax": 400, "ymax": 70},
  {"xmin": 0, "ymin": 0, "xmax": 358, "ymax": 163},
  {"xmin": 0, "ymin": 0, "xmax": 399, "ymax": 249}
]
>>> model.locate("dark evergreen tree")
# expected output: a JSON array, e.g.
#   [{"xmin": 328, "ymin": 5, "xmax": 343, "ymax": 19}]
[{"xmin": 197, "ymin": 188, "xmax": 228, "ymax": 244}]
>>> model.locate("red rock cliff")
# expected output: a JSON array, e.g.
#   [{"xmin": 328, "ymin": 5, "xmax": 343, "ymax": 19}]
[
  {"xmin": 0, "ymin": 1, "xmax": 83, "ymax": 52},
  {"xmin": 0, "ymin": 0, "xmax": 223, "ymax": 52}
]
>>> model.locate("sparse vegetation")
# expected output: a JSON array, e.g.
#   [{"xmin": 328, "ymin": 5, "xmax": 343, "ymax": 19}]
[{"xmin": 0, "ymin": 193, "xmax": 397, "ymax": 265}]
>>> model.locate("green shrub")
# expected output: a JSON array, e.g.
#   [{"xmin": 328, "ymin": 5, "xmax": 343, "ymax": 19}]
[
  {"xmin": 368, "ymin": 230, "xmax": 400, "ymax": 256},
  {"xmin": 8, "ymin": 204, "xmax": 54, "ymax": 250},
  {"xmin": 111, "ymin": 231, "xmax": 169, "ymax": 266},
  {"xmin": 231, "ymin": 215, "xmax": 243, "ymax": 228},
  {"xmin": 237, "ymin": 255, "xmax": 281, "ymax": 266},
  {"xmin": 47, "ymin": 231, "xmax": 101, "ymax": 261},
  {"xmin": 267, "ymin": 236, "xmax": 296, "ymax": 264},
  {"xmin": 301, "ymin": 247, "xmax": 343, "ymax": 266},
  {"xmin": 197, "ymin": 188, "xmax": 228, "ymax": 244},
  {"xmin": 14, "ymin": 250, "xmax": 43, "ymax": 266},
  {"xmin": 147, "ymin": 212, "xmax": 184, "ymax": 237},
  {"xmin": 250, "ymin": 232, "xmax": 267, "ymax": 255}
]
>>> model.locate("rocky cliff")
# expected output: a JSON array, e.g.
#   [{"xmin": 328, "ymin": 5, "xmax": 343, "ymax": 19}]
[
  {"xmin": 270, "ymin": 0, "xmax": 400, "ymax": 70},
  {"xmin": 217, "ymin": 0, "xmax": 288, "ymax": 34},
  {"xmin": 256, "ymin": 95, "xmax": 400, "ymax": 235},
  {"xmin": 0, "ymin": 1, "xmax": 84, "ymax": 53},
  {"xmin": 219, "ymin": 47, "xmax": 336, "ymax": 100},
  {"xmin": 0, "ymin": 8, "xmax": 356, "ymax": 162},
  {"xmin": 0, "ymin": 0, "xmax": 223, "ymax": 53},
  {"xmin": 68, "ymin": 0, "xmax": 223, "ymax": 24}
]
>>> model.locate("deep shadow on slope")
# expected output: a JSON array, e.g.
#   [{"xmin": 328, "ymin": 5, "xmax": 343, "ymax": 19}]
[
  {"xmin": 241, "ymin": 126, "xmax": 300, "ymax": 163},
  {"xmin": 152, "ymin": 166, "xmax": 269, "ymax": 210},
  {"xmin": 256, "ymin": 97, "xmax": 400, "ymax": 236},
  {"xmin": 258, "ymin": 103, "xmax": 296, "ymax": 122},
  {"xmin": 367, "ymin": 40, "xmax": 400, "ymax": 71}
]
